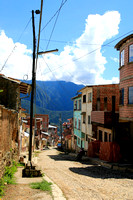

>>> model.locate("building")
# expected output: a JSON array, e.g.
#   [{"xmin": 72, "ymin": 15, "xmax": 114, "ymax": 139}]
[
  {"xmin": 35, "ymin": 114, "xmax": 49, "ymax": 132},
  {"xmin": 78, "ymin": 84, "xmax": 119, "ymax": 151},
  {"xmin": 115, "ymin": 34, "xmax": 133, "ymax": 161},
  {"xmin": 91, "ymin": 84, "xmax": 119, "ymax": 142},
  {"xmin": 72, "ymin": 94, "xmax": 82, "ymax": 151},
  {"xmin": 0, "ymin": 74, "xmax": 31, "ymax": 178},
  {"xmin": 78, "ymin": 86, "xmax": 94, "ymax": 151}
]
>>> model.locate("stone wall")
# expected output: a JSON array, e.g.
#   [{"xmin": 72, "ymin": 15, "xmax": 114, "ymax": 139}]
[{"xmin": 0, "ymin": 105, "xmax": 19, "ymax": 179}]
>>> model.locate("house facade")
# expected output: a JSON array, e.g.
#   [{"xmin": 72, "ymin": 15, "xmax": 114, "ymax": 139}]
[
  {"xmin": 78, "ymin": 87, "xmax": 93, "ymax": 151},
  {"xmin": 91, "ymin": 84, "xmax": 119, "ymax": 142},
  {"xmin": 115, "ymin": 34, "xmax": 133, "ymax": 161},
  {"xmin": 0, "ymin": 74, "xmax": 31, "ymax": 178},
  {"xmin": 72, "ymin": 94, "xmax": 82, "ymax": 151}
]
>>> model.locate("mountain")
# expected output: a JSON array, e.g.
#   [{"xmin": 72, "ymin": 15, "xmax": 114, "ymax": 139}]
[{"xmin": 21, "ymin": 80, "xmax": 84, "ymax": 125}]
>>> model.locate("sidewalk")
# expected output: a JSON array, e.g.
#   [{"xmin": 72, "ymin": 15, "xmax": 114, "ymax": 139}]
[
  {"xmin": 21, "ymin": 152, "xmax": 66, "ymax": 200},
  {"xmin": 69, "ymin": 152, "xmax": 133, "ymax": 172}
]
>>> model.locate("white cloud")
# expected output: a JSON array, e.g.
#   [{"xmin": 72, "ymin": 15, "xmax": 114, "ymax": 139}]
[
  {"xmin": 0, "ymin": 11, "xmax": 120, "ymax": 85},
  {"xmin": 0, "ymin": 30, "xmax": 32, "ymax": 79},
  {"xmin": 111, "ymin": 57, "xmax": 119, "ymax": 63}
]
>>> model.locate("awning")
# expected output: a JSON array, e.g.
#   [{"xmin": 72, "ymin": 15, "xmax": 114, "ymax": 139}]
[
  {"xmin": 42, "ymin": 138, "xmax": 47, "ymax": 141},
  {"xmin": 24, "ymin": 132, "xmax": 29, "ymax": 137},
  {"xmin": 42, "ymin": 132, "xmax": 50, "ymax": 136},
  {"xmin": 48, "ymin": 125, "xmax": 57, "ymax": 129}
]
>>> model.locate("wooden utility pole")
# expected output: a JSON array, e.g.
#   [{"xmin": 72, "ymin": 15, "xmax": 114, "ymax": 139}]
[{"xmin": 29, "ymin": 10, "xmax": 36, "ymax": 162}]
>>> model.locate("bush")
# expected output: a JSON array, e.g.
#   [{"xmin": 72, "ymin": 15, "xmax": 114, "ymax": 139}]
[{"xmin": 0, "ymin": 161, "xmax": 17, "ymax": 197}]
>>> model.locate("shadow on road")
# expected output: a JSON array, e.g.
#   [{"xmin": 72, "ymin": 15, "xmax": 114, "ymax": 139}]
[
  {"xmin": 69, "ymin": 165, "xmax": 133, "ymax": 179},
  {"xmin": 48, "ymin": 153, "xmax": 76, "ymax": 161}
]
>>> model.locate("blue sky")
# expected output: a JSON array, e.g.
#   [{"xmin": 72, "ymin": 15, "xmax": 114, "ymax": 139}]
[{"xmin": 0, "ymin": 0, "xmax": 133, "ymax": 85}]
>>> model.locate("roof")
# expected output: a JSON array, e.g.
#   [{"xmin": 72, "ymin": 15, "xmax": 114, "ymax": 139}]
[
  {"xmin": 78, "ymin": 84, "xmax": 119, "ymax": 92},
  {"xmin": 42, "ymin": 132, "xmax": 50, "ymax": 136},
  {"xmin": 71, "ymin": 93, "xmax": 81, "ymax": 100},
  {"xmin": 115, "ymin": 34, "xmax": 133, "ymax": 50},
  {"xmin": 48, "ymin": 125, "xmax": 57, "ymax": 129},
  {"xmin": 0, "ymin": 74, "xmax": 31, "ymax": 94}
]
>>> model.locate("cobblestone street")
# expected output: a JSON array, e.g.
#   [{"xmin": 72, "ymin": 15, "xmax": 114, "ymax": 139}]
[
  {"xmin": 38, "ymin": 147, "xmax": 133, "ymax": 200},
  {"xmin": 2, "ymin": 148, "xmax": 133, "ymax": 200}
]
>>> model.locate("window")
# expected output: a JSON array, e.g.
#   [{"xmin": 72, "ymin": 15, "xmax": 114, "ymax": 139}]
[
  {"xmin": 128, "ymin": 87, "xmax": 133, "ymax": 104},
  {"xmin": 83, "ymin": 114, "xmax": 86, "ymax": 124},
  {"xmin": 88, "ymin": 92, "xmax": 92, "ymax": 102},
  {"xmin": 79, "ymin": 99, "xmax": 81, "ymax": 110},
  {"xmin": 104, "ymin": 97, "xmax": 107, "ymax": 111},
  {"xmin": 120, "ymin": 88, "xmax": 124, "ymax": 105},
  {"xmin": 96, "ymin": 98, "xmax": 100, "ymax": 111},
  {"xmin": 74, "ymin": 100, "xmax": 77, "ymax": 110},
  {"xmin": 88, "ymin": 115, "xmax": 91, "ymax": 124},
  {"xmin": 86, "ymin": 134, "xmax": 88, "ymax": 141},
  {"xmin": 120, "ymin": 49, "xmax": 124, "ymax": 66},
  {"xmin": 104, "ymin": 132, "xmax": 108, "ymax": 142},
  {"xmin": 129, "ymin": 44, "xmax": 133, "ymax": 62},
  {"xmin": 75, "ymin": 118, "xmax": 77, "ymax": 128},
  {"xmin": 83, "ymin": 95, "xmax": 86, "ymax": 103},
  {"xmin": 109, "ymin": 134, "xmax": 112, "ymax": 142},
  {"xmin": 99, "ymin": 130, "xmax": 102, "ymax": 141},
  {"xmin": 78, "ymin": 138, "xmax": 80, "ymax": 145},
  {"xmin": 78, "ymin": 119, "xmax": 81, "ymax": 130}
]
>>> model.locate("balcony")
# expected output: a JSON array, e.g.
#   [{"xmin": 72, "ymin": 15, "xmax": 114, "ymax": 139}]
[{"xmin": 91, "ymin": 111, "xmax": 119, "ymax": 125}]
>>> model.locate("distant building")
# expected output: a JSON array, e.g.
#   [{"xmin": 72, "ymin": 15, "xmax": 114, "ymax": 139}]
[{"xmin": 72, "ymin": 94, "xmax": 82, "ymax": 152}]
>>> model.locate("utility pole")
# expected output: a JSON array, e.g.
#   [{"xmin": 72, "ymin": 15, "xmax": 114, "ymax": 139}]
[
  {"xmin": 29, "ymin": 10, "xmax": 36, "ymax": 162},
  {"xmin": 59, "ymin": 113, "xmax": 62, "ymax": 149}
]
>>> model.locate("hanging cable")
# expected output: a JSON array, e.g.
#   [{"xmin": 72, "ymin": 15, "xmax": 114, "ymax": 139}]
[
  {"xmin": 0, "ymin": 17, "xmax": 32, "ymax": 73},
  {"xmin": 41, "ymin": 29, "xmax": 133, "ymax": 75},
  {"xmin": 41, "ymin": 0, "xmax": 68, "ymax": 33},
  {"xmin": 45, "ymin": 0, "xmax": 64, "ymax": 50}
]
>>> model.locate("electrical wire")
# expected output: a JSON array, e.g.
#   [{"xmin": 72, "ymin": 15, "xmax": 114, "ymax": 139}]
[
  {"xmin": 42, "ymin": 29, "xmax": 133, "ymax": 76},
  {"xmin": 0, "ymin": 17, "xmax": 32, "ymax": 73},
  {"xmin": 40, "ymin": 39, "xmax": 114, "ymax": 47},
  {"xmin": 45, "ymin": 0, "xmax": 64, "ymax": 50},
  {"xmin": 41, "ymin": 0, "xmax": 68, "ymax": 33}
]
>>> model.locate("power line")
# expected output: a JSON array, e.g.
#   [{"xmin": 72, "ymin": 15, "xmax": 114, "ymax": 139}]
[
  {"xmin": 42, "ymin": 29, "xmax": 133, "ymax": 75},
  {"xmin": 0, "ymin": 17, "xmax": 32, "ymax": 73},
  {"xmin": 40, "ymin": 38, "xmax": 114, "ymax": 46},
  {"xmin": 45, "ymin": 0, "xmax": 65, "ymax": 50},
  {"xmin": 41, "ymin": 0, "xmax": 68, "ymax": 33}
]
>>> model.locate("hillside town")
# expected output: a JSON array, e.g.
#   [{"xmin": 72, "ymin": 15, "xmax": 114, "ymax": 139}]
[{"xmin": 0, "ymin": 34, "xmax": 133, "ymax": 199}]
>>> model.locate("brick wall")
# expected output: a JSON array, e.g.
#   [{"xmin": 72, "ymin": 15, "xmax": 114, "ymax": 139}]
[
  {"xmin": 119, "ymin": 38, "xmax": 133, "ymax": 120},
  {"xmin": 0, "ymin": 105, "xmax": 19, "ymax": 179},
  {"xmin": 92, "ymin": 84, "xmax": 119, "ymax": 112}
]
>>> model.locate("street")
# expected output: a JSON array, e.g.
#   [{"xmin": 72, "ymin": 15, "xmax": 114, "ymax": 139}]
[{"xmin": 38, "ymin": 147, "xmax": 133, "ymax": 200}]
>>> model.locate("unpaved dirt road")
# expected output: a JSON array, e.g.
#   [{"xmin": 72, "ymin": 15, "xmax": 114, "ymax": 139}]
[{"xmin": 38, "ymin": 147, "xmax": 133, "ymax": 200}]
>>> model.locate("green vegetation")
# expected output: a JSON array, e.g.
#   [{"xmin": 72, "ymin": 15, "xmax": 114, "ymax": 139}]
[
  {"xmin": 33, "ymin": 150, "xmax": 41, "ymax": 157},
  {"xmin": 0, "ymin": 161, "xmax": 18, "ymax": 197},
  {"xmin": 30, "ymin": 179, "xmax": 52, "ymax": 193}
]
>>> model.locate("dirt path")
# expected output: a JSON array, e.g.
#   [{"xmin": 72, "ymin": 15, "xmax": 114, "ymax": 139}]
[
  {"xmin": 38, "ymin": 147, "xmax": 133, "ymax": 200},
  {"xmin": 2, "ymin": 167, "xmax": 53, "ymax": 200}
]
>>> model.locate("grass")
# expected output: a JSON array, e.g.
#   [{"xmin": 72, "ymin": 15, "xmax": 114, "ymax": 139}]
[
  {"xmin": 30, "ymin": 179, "xmax": 52, "ymax": 193},
  {"xmin": 33, "ymin": 150, "xmax": 41, "ymax": 157},
  {"xmin": 0, "ymin": 161, "xmax": 18, "ymax": 197}
]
